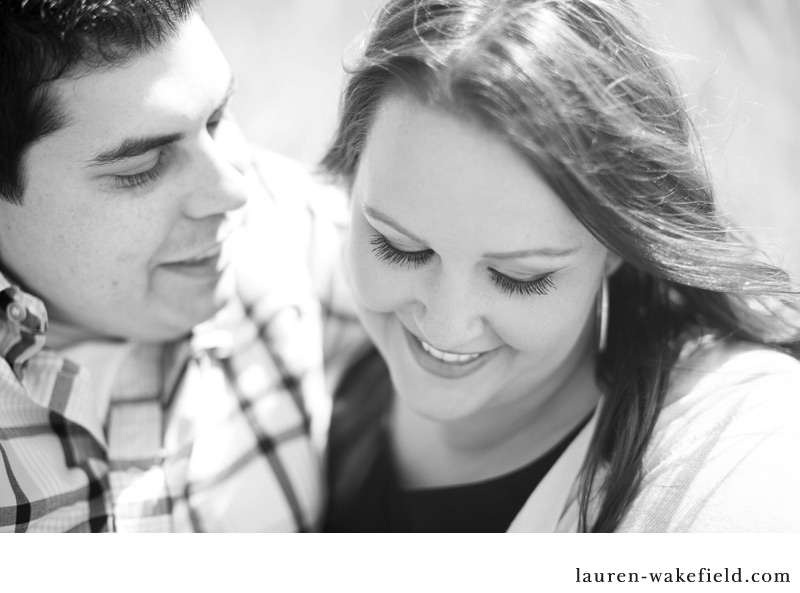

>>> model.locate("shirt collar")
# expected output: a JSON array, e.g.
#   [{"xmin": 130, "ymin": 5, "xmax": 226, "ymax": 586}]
[
  {"xmin": 0, "ymin": 267, "xmax": 238, "ymax": 443},
  {"xmin": 0, "ymin": 269, "xmax": 108, "ymax": 444},
  {"xmin": 0, "ymin": 271, "xmax": 48, "ymax": 372}
]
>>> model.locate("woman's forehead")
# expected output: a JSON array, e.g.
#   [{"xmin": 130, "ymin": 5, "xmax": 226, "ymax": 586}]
[{"xmin": 356, "ymin": 93, "xmax": 593, "ymax": 253}]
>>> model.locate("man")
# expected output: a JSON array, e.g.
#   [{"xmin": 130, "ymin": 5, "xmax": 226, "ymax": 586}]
[{"xmin": 0, "ymin": 0, "xmax": 363, "ymax": 531}]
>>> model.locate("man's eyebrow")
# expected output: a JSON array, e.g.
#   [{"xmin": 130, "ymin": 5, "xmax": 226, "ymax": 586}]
[
  {"xmin": 364, "ymin": 204, "xmax": 427, "ymax": 243},
  {"xmin": 213, "ymin": 76, "xmax": 237, "ymax": 117},
  {"xmin": 86, "ymin": 77, "xmax": 237, "ymax": 167},
  {"xmin": 86, "ymin": 133, "xmax": 184, "ymax": 166}
]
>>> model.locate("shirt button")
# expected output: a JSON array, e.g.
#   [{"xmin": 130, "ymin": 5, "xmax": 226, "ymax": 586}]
[{"xmin": 7, "ymin": 302, "xmax": 26, "ymax": 323}]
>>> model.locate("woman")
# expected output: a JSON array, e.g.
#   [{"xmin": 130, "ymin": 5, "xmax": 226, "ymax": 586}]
[{"xmin": 322, "ymin": 0, "xmax": 800, "ymax": 532}]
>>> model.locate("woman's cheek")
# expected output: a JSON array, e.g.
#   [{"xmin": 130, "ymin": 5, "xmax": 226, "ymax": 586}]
[
  {"xmin": 347, "ymin": 239, "xmax": 401, "ymax": 314},
  {"xmin": 488, "ymin": 289, "xmax": 579, "ymax": 355},
  {"xmin": 489, "ymin": 303, "xmax": 547, "ymax": 353}
]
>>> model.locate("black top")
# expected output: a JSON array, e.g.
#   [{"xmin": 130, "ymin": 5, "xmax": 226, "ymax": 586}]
[
  {"xmin": 325, "ymin": 422, "xmax": 583, "ymax": 532},
  {"xmin": 323, "ymin": 349, "xmax": 589, "ymax": 533}
]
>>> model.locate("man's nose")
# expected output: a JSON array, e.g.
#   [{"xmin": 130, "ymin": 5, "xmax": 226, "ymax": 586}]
[{"xmin": 183, "ymin": 123, "xmax": 250, "ymax": 219}]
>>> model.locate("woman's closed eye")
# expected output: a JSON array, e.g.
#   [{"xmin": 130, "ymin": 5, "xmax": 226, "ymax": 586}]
[
  {"xmin": 369, "ymin": 232, "xmax": 557, "ymax": 297},
  {"xmin": 488, "ymin": 269, "xmax": 556, "ymax": 297},
  {"xmin": 370, "ymin": 233, "xmax": 433, "ymax": 268}
]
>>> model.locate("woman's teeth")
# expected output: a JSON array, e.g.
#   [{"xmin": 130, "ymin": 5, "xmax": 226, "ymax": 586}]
[{"xmin": 420, "ymin": 340, "xmax": 482, "ymax": 364}]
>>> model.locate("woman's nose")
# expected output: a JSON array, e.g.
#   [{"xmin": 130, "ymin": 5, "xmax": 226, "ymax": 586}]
[{"xmin": 411, "ymin": 282, "xmax": 484, "ymax": 351}]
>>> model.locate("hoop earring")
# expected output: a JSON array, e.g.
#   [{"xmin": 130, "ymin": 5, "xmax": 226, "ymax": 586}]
[{"xmin": 596, "ymin": 275, "xmax": 609, "ymax": 353}]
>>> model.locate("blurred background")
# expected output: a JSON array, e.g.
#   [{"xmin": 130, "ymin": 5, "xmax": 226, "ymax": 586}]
[{"xmin": 204, "ymin": 0, "xmax": 800, "ymax": 278}]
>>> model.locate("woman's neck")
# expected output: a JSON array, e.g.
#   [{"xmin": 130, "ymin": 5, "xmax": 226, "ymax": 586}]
[{"xmin": 389, "ymin": 347, "xmax": 601, "ymax": 489}]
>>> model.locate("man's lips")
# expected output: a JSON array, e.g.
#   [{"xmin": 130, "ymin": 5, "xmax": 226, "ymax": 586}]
[
  {"xmin": 161, "ymin": 216, "xmax": 243, "ymax": 267},
  {"xmin": 163, "ymin": 243, "xmax": 223, "ymax": 266},
  {"xmin": 159, "ymin": 243, "xmax": 226, "ymax": 278}
]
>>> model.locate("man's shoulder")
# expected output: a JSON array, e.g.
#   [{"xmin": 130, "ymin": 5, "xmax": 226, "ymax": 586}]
[
  {"xmin": 234, "ymin": 147, "xmax": 351, "ymax": 307},
  {"xmin": 239, "ymin": 146, "xmax": 349, "ymax": 253},
  {"xmin": 247, "ymin": 147, "xmax": 346, "ymax": 209},
  {"xmin": 249, "ymin": 148, "xmax": 311, "ymax": 184}
]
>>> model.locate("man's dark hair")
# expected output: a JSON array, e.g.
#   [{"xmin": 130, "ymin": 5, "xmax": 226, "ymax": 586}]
[{"xmin": 0, "ymin": 0, "xmax": 200, "ymax": 204}]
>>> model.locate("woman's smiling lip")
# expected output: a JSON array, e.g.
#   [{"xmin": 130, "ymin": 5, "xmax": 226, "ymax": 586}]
[{"xmin": 401, "ymin": 324, "xmax": 500, "ymax": 379}]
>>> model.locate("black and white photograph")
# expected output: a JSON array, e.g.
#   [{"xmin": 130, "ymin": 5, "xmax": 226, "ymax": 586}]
[{"xmin": 1, "ymin": 0, "xmax": 798, "ymax": 588}]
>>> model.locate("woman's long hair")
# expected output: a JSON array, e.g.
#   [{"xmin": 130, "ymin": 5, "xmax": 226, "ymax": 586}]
[{"xmin": 322, "ymin": 0, "xmax": 800, "ymax": 531}]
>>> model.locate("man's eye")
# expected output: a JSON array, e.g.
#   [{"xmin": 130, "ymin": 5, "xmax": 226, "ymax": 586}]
[
  {"xmin": 112, "ymin": 154, "xmax": 166, "ymax": 190},
  {"xmin": 206, "ymin": 110, "xmax": 228, "ymax": 136},
  {"xmin": 207, "ymin": 118, "xmax": 221, "ymax": 135}
]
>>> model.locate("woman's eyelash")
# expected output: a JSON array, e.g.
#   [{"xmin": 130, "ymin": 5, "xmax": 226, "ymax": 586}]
[
  {"xmin": 370, "ymin": 232, "xmax": 556, "ymax": 297},
  {"xmin": 112, "ymin": 154, "xmax": 167, "ymax": 190},
  {"xmin": 489, "ymin": 269, "xmax": 556, "ymax": 297},
  {"xmin": 370, "ymin": 233, "xmax": 432, "ymax": 268}
]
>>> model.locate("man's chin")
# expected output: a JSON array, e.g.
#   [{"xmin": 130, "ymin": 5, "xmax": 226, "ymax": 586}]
[
  {"xmin": 154, "ymin": 269, "xmax": 236, "ymax": 340},
  {"xmin": 127, "ymin": 295, "xmax": 229, "ymax": 343},
  {"xmin": 168, "ymin": 300, "xmax": 229, "ymax": 339},
  {"xmin": 44, "ymin": 291, "xmax": 231, "ymax": 346}
]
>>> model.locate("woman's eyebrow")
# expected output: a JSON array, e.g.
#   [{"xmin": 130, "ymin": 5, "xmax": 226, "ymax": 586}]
[
  {"xmin": 364, "ymin": 204, "xmax": 426, "ymax": 243},
  {"xmin": 482, "ymin": 244, "xmax": 582, "ymax": 259},
  {"xmin": 365, "ymin": 204, "xmax": 580, "ymax": 258}
]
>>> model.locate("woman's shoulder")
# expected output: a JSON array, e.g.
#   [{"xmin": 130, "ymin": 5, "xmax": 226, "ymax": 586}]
[
  {"xmin": 617, "ymin": 338, "xmax": 800, "ymax": 532},
  {"xmin": 663, "ymin": 336, "xmax": 799, "ymax": 414}
]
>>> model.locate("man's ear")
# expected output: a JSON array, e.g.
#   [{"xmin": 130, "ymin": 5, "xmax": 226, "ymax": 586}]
[{"xmin": 604, "ymin": 251, "xmax": 624, "ymax": 277}]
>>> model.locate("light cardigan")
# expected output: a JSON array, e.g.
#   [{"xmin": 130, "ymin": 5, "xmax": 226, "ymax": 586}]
[{"xmin": 509, "ymin": 339, "xmax": 800, "ymax": 532}]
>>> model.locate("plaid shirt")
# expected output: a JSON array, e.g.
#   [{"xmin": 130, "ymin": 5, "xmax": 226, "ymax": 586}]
[{"xmin": 0, "ymin": 151, "xmax": 365, "ymax": 532}]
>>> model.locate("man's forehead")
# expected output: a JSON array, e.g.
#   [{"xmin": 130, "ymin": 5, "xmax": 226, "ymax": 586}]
[{"xmin": 41, "ymin": 15, "xmax": 233, "ymax": 158}]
